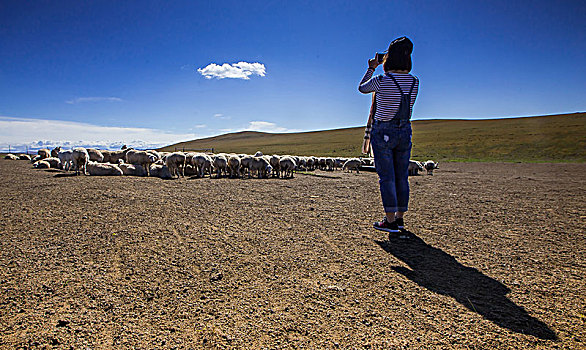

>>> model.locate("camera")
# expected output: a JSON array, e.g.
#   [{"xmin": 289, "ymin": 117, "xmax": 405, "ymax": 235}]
[{"xmin": 375, "ymin": 51, "xmax": 387, "ymax": 64}]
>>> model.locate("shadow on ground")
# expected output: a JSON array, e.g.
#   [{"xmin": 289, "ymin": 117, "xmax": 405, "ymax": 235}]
[
  {"xmin": 375, "ymin": 233, "xmax": 557, "ymax": 340},
  {"xmin": 53, "ymin": 172, "xmax": 78, "ymax": 178}
]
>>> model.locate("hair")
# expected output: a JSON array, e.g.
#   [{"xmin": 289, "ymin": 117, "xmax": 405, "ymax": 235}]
[{"xmin": 383, "ymin": 36, "xmax": 413, "ymax": 73}]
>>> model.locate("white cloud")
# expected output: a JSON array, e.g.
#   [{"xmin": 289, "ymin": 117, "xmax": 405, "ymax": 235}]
[
  {"xmin": 194, "ymin": 124, "xmax": 207, "ymax": 128},
  {"xmin": 245, "ymin": 121, "xmax": 299, "ymax": 133},
  {"xmin": 213, "ymin": 113, "xmax": 230, "ymax": 120},
  {"xmin": 0, "ymin": 116, "xmax": 196, "ymax": 152},
  {"xmin": 197, "ymin": 61, "xmax": 266, "ymax": 80},
  {"xmin": 65, "ymin": 96, "xmax": 123, "ymax": 104}
]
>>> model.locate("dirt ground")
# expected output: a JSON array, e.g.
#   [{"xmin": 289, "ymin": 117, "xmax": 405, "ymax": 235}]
[{"xmin": 0, "ymin": 159, "xmax": 584, "ymax": 349}]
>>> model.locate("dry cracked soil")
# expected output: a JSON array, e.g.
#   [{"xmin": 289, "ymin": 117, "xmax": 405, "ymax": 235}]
[{"xmin": 0, "ymin": 159, "xmax": 584, "ymax": 349}]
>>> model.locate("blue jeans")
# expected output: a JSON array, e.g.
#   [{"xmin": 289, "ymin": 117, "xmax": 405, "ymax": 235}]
[{"xmin": 370, "ymin": 119, "xmax": 412, "ymax": 213}]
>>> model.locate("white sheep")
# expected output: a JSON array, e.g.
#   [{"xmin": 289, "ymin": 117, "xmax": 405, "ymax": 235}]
[
  {"xmin": 149, "ymin": 164, "xmax": 172, "ymax": 179},
  {"xmin": 19, "ymin": 154, "xmax": 31, "ymax": 161},
  {"xmin": 38, "ymin": 149, "xmax": 51, "ymax": 159},
  {"xmin": 279, "ymin": 156, "xmax": 296, "ymax": 178},
  {"xmin": 408, "ymin": 160, "xmax": 424, "ymax": 176},
  {"xmin": 50, "ymin": 146, "xmax": 61, "ymax": 157},
  {"xmin": 146, "ymin": 150, "xmax": 161, "ymax": 161},
  {"xmin": 118, "ymin": 161, "xmax": 148, "ymax": 176},
  {"xmin": 342, "ymin": 158, "xmax": 361, "ymax": 173},
  {"xmin": 87, "ymin": 161, "xmax": 123, "ymax": 176},
  {"xmin": 193, "ymin": 153, "xmax": 212, "ymax": 177},
  {"xmin": 30, "ymin": 155, "xmax": 42, "ymax": 163},
  {"xmin": 4, "ymin": 154, "xmax": 19, "ymax": 160},
  {"xmin": 41, "ymin": 157, "xmax": 61, "ymax": 169},
  {"xmin": 325, "ymin": 158, "xmax": 335, "ymax": 171},
  {"xmin": 228, "ymin": 155, "xmax": 242, "ymax": 178},
  {"xmin": 297, "ymin": 157, "xmax": 307, "ymax": 171},
  {"xmin": 306, "ymin": 157, "xmax": 315, "ymax": 171},
  {"xmin": 99, "ymin": 150, "xmax": 111, "ymax": 163},
  {"xmin": 72, "ymin": 147, "xmax": 89, "ymax": 175},
  {"xmin": 423, "ymin": 160, "xmax": 439, "ymax": 175},
  {"xmin": 240, "ymin": 155, "xmax": 254, "ymax": 178},
  {"xmin": 254, "ymin": 151, "xmax": 263, "ymax": 157},
  {"xmin": 126, "ymin": 150, "xmax": 157, "ymax": 176},
  {"xmin": 33, "ymin": 160, "xmax": 50, "ymax": 169},
  {"xmin": 212, "ymin": 154, "xmax": 228, "ymax": 178},
  {"xmin": 87, "ymin": 148, "xmax": 104, "ymax": 162},
  {"xmin": 269, "ymin": 155, "xmax": 281, "ymax": 177},
  {"xmin": 250, "ymin": 156, "xmax": 272, "ymax": 178},
  {"xmin": 58, "ymin": 150, "xmax": 74, "ymax": 171},
  {"xmin": 108, "ymin": 148, "xmax": 132, "ymax": 164},
  {"xmin": 166, "ymin": 152, "xmax": 186, "ymax": 178}
]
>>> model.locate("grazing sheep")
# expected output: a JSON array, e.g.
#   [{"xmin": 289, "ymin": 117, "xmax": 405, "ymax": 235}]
[
  {"xmin": 4, "ymin": 154, "xmax": 19, "ymax": 160},
  {"xmin": 228, "ymin": 155, "xmax": 242, "ymax": 178},
  {"xmin": 239, "ymin": 155, "xmax": 254, "ymax": 178},
  {"xmin": 118, "ymin": 162, "xmax": 148, "ymax": 177},
  {"xmin": 360, "ymin": 157, "xmax": 374, "ymax": 166},
  {"xmin": 51, "ymin": 146, "xmax": 61, "ymax": 157},
  {"xmin": 318, "ymin": 157, "xmax": 327, "ymax": 170},
  {"xmin": 18, "ymin": 154, "xmax": 31, "ymax": 161},
  {"xmin": 184, "ymin": 164, "xmax": 199, "ymax": 176},
  {"xmin": 342, "ymin": 158, "xmax": 361, "ymax": 173},
  {"xmin": 212, "ymin": 154, "xmax": 228, "ymax": 178},
  {"xmin": 38, "ymin": 149, "xmax": 51, "ymax": 159},
  {"xmin": 334, "ymin": 158, "xmax": 346, "ymax": 170},
  {"xmin": 58, "ymin": 150, "xmax": 74, "ymax": 171},
  {"xmin": 185, "ymin": 152, "xmax": 196, "ymax": 167},
  {"xmin": 423, "ymin": 160, "xmax": 439, "ymax": 175},
  {"xmin": 72, "ymin": 147, "xmax": 89, "ymax": 175},
  {"xmin": 87, "ymin": 161, "xmax": 123, "ymax": 176},
  {"xmin": 30, "ymin": 155, "xmax": 41, "ymax": 163},
  {"xmin": 149, "ymin": 164, "xmax": 172, "ymax": 179},
  {"xmin": 269, "ymin": 155, "xmax": 281, "ymax": 177},
  {"xmin": 87, "ymin": 148, "xmax": 104, "ymax": 162},
  {"xmin": 279, "ymin": 156, "xmax": 296, "ymax": 178},
  {"xmin": 306, "ymin": 157, "xmax": 315, "ymax": 171},
  {"xmin": 325, "ymin": 158, "xmax": 335, "ymax": 171},
  {"xmin": 193, "ymin": 153, "xmax": 212, "ymax": 177},
  {"xmin": 408, "ymin": 160, "xmax": 424, "ymax": 176},
  {"xmin": 33, "ymin": 160, "xmax": 50, "ymax": 169},
  {"xmin": 126, "ymin": 150, "xmax": 157, "ymax": 176},
  {"xmin": 250, "ymin": 156, "xmax": 272, "ymax": 179},
  {"xmin": 166, "ymin": 152, "xmax": 187, "ymax": 178},
  {"xmin": 254, "ymin": 151, "xmax": 263, "ymax": 157}
]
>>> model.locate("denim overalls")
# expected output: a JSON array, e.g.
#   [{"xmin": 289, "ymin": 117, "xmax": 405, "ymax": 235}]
[{"xmin": 370, "ymin": 73, "xmax": 416, "ymax": 213}]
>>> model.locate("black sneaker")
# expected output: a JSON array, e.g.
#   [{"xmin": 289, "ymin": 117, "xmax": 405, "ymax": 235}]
[
  {"xmin": 373, "ymin": 217, "xmax": 399, "ymax": 233},
  {"xmin": 395, "ymin": 217, "xmax": 405, "ymax": 230}
]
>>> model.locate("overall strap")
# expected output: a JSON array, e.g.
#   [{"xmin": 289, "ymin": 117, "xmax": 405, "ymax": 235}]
[
  {"xmin": 409, "ymin": 76, "xmax": 418, "ymax": 96},
  {"xmin": 387, "ymin": 73, "xmax": 405, "ymax": 95}
]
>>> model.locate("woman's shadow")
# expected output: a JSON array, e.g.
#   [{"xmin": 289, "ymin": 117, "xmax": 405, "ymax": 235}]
[{"xmin": 375, "ymin": 233, "xmax": 557, "ymax": 340}]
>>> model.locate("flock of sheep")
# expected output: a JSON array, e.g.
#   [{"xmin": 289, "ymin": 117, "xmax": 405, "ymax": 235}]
[{"xmin": 4, "ymin": 146, "xmax": 439, "ymax": 178}]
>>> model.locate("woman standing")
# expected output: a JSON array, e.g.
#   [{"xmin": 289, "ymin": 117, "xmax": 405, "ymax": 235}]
[{"xmin": 358, "ymin": 36, "xmax": 419, "ymax": 235}]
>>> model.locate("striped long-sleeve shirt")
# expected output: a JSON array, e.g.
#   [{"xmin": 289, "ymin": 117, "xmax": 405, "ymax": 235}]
[{"xmin": 358, "ymin": 68, "xmax": 419, "ymax": 122}]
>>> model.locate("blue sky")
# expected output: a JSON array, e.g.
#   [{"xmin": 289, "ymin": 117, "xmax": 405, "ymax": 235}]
[{"xmin": 1, "ymin": 0, "xmax": 585, "ymax": 150}]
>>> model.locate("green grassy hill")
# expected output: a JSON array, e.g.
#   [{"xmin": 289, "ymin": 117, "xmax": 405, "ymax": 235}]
[{"xmin": 159, "ymin": 113, "xmax": 585, "ymax": 162}]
